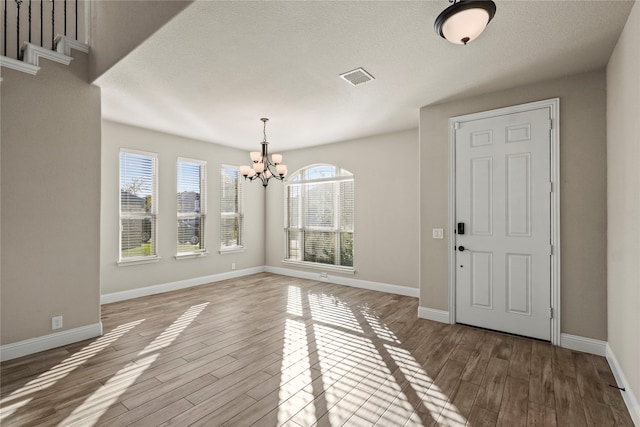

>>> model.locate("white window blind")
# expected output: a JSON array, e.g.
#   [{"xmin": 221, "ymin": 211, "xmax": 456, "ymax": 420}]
[
  {"xmin": 285, "ymin": 164, "xmax": 354, "ymax": 268},
  {"xmin": 177, "ymin": 158, "xmax": 206, "ymax": 254},
  {"xmin": 119, "ymin": 149, "xmax": 158, "ymax": 261},
  {"xmin": 220, "ymin": 165, "xmax": 244, "ymax": 250}
]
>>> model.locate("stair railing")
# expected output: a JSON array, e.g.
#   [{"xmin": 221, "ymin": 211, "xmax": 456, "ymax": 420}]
[{"xmin": 2, "ymin": 0, "xmax": 81, "ymax": 60}]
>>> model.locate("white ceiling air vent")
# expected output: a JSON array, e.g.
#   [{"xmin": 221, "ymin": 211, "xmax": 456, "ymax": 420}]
[{"xmin": 339, "ymin": 67, "xmax": 375, "ymax": 86}]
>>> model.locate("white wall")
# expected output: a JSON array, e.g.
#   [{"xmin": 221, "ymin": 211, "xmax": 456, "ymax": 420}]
[
  {"xmin": 420, "ymin": 70, "xmax": 609, "ymax": 341},
  {"xmin": 1, "ymin": 52, "xmax": 101, "ymax": 345},
  {"xmin": 265, "ymin": 129, "xmax": 420, "ymax": 291},
  {"xmin": 606, "ymin": 1, "xmax": 640, "ymax": 422},
  {"xmin": 90, "ymin": 0, "xmax": 193, "ymax": 80},
  {"xmin": 101, "ymin": 121, "xmax": 265, "ymax": 295}
]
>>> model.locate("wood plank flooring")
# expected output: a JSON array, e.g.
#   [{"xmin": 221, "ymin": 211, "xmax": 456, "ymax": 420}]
[{"xmin": 0, "ymin": 273, "xmax": 634, "ymax": 426}]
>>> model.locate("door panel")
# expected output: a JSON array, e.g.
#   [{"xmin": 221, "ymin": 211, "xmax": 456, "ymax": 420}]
[
  {"xmin": 471, "ymin": 157, "xmax": 493, "ymax": 236},
  {"xmin": 506, "ymin": 253, "xmax": 531, "ymax": 315},
  {"xmin": 471, "ymin": 251, "xmax": 493, "ymax": 309},
  {"xmin": 506, "ymin": 153, "xmax": 531, "ymax": 237},
  {"xmin": 455, "ymin": 107, "xmax": 551, "ymax": 340}
]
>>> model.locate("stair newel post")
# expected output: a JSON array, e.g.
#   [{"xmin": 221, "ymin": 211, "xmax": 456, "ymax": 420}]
[
  {"xmin": 50, "ymin": 0, "xmax": 54, "ymax": 49},
  {"xmin": 16, "ymin": 0, "xmax": 22, "ymax": 59}
]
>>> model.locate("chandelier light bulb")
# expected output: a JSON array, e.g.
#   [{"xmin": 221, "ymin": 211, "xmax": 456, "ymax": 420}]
[
  {"xmin": 272, "ymin": 154, "xmax": 283, "ymax": 165},
  {"xmin": 250, "ymin": 152, "xmax": 261, "ymax": 163}
]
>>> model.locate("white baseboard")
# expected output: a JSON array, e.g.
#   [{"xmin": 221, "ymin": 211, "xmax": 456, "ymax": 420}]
[
  {"xmin": 417, "ymin": 306, "xmax": 451, "ymax": 324},
  {"xmin": 101, "ymin": 266, "xmax": 266, "ymax": 304},
  {"xmin": 0, "ymin": 322, "xmax": 103, "ymax": 362},
  {"xmin": 606, "ymin": 343, "xmax": 640, "ymax": 426},
  {"xmin": 265, "ymin": 266, "xmax": 419, "ymax": 298},
  {"xmin": 559, "ymin": 333, "xmax": 607, "ymax": 356}
]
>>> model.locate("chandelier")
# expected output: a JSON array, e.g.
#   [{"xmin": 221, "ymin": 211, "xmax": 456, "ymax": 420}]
[
  {"xmin": 240, "ymin": 118, "xmax": 287, "ymax": 187},
  {"xmin": 434, "ymin": 0, "xmax": 497, "ymax": 45}
]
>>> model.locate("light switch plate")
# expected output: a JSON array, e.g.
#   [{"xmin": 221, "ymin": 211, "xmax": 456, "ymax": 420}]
[{"xmin": 432, "ymin": 228, "xmax": 444, "ymax": 239}]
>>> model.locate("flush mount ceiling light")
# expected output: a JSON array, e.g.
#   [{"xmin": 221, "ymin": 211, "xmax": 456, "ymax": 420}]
[
  {"xmin": 434, "ymin": 0, "xmax": 497, "ymax": 45},
  {"xmin": 240, "ymin": 118, "xmax": 287, "ymax": 188}
]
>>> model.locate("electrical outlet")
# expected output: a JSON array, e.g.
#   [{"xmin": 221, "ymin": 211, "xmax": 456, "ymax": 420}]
[
  {"xmin": 320, "ymin": 272, "xmax": 328, "ymax": 279},
  {"xmin": 52, "ymin": 316, "xmax": 63, "ymax": 330},
  {"xmin": 432, "ymin": 228, "xmax": 444, "ymax": 239},
  {"xmin": 231, "ymin": 263, "xmax": 236, "ymax": 270}
]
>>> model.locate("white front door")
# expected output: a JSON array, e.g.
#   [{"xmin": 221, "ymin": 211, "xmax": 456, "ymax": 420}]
[{"xmin": 455, "ymin": 107, "xmax": 552, "ymax": 340}]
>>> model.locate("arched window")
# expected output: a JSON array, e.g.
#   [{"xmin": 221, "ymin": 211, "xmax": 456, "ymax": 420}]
[{"xmin": 284, "ymin": 164, "xmax": 354, "ymax": 270}]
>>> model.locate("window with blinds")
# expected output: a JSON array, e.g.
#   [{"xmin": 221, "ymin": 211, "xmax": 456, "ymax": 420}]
[
  {"xmin": 285, "ymin": 164, "xmax": 354, "ymax": 268},
  {"xmin": 220, "ymin": 165, "xmax": 244, "ymax": 251},
  {"xmin": 177, "ymin": 158, "xmax": 206, "ymax": 255},
  {"xmin": 119, "ymin": 149, "xmax": 158, "ymax": 261}
]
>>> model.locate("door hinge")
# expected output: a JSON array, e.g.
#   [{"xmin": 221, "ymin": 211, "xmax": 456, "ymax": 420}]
[
  {"xmin": 549, "ymin": 181, "xmax": 553, "ymax": 193},
  {"xmin": 549, "ymin": 118, "xmax": 553, "ymax": 130},
  {"xmin": 453, "ymin": 122, "xmax": 460, "ymax": 130},
  {"xmin": 549, "ymin": 307, "xmax": 554, "ymax": 319},
  {"xmin": 549, "ymin": 244, "xmax": 554, "ymax": 255}
]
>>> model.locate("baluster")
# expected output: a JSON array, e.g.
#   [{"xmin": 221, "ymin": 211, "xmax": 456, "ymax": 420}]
[
  {"xmin": 4, "ymin": 0, "xmax": 7, "ymax": 56},
  {"xmin": 51, "ymin": 0, "xmax": 54, "ymax": 49},
  {"xmin": 16, "ymin": 0, "xmax": 22, "ymax": 59},
  {"xmin": 28, "ymin": 0, "xmax": 31, "ymax": 42}
]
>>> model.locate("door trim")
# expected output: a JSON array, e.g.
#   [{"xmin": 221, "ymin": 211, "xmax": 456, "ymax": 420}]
[{"xmin": 447, "ymin": 98, "xmax": 561, "ymax": 345}]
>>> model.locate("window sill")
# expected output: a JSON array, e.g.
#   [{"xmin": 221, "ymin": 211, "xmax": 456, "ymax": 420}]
[
  {"xmin": 175, "ymin": 251, "xmax": 209, "ymax": 260},
  {"xmin": 219, "ymin": 247, "xmax": 245, "ymax": 255},
  {"xmin": 117, "ymin": 257, "xmax": 161, "ymax": 267},
  {"xmin": 282, "ymin": 259, "xmax": 355, "ymax": 275}
]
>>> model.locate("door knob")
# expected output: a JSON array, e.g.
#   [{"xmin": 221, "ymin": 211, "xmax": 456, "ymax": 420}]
[{"xmin": 458, "ymin": 246, "xmax": 469, "ymax": 252}]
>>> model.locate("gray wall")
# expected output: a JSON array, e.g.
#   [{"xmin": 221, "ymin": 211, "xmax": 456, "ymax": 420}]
[
  {"xmin": 90, "ymin": 0, "xmax": 193, "ymax": 81},
  {"xmin": 420, "ymin": 70, "xmax": 608, "ymax": 341},
  {"xmin": 607, "ymin": 0, "xmax": 640, "ymax": 416},
  {"xmin": 101, "ymin": 121, "xmax": 265, "ymax": 295},
  {"xmin": 265, "ymin": 129, "xmax": 420, "ymax": 290},
  {"xmin": 1, "ymin": 53, "xmax": 101, "ymax": 345}
]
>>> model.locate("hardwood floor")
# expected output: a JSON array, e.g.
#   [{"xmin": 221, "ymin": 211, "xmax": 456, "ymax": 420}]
[{"xmin": 0, "ymin": 273, "xmax": 634, "ymax": 426}]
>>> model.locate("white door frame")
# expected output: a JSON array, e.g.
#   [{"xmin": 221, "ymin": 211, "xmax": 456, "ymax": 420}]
[{"xmin": 447, "ymin": 98, "xmax": 561, "ymax": 345}]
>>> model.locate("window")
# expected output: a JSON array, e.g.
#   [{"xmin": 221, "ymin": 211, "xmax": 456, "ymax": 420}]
[
  {"xmin": 119, "ymin": 149, "xmax": 158, "ymax": 262},
  {"xmin": 177, "ymin": 158, "xmax": 206, "ymax": 255},
  {"xmin": 285, "ymin": 164, "xmax": 354, "ymax": 270},
  {"xmin": 220, "ymin": 165, "xmax": 244, "ymax": 251}
]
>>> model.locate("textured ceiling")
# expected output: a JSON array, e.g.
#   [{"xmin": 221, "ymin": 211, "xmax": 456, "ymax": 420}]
[{"xmin": 96, "ymin": 0, "xmax": 635, "ymax": 151}]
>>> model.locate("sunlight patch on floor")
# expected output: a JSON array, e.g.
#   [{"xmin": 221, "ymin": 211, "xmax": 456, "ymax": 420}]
[
  {"xmin": 0, "ymin": 319, "xmax": 144, "ymax": 422},
  {"xmin": 270, "ymin": 291, "xmax": 467, "ymax": 426},
  {"xmin": 360, "ymin": 304, "xmax": 400, "ymax": 344},
  {"xmin": 60, "ymin": 302, "xmax": 208, "ymax": 426},
  {"xmin": 384, "ymin": 343, "xmax": 467, "ymax": 426},
  {"xmin": 309, "ymin": 292, "xmax": 363, "ymax": 333},
  {"xmin": 286, "ymin": 285, "xmax": 303, "ymax": 316},
  {"xmin": 277, "ymin": 318, "xmax": 315, "ymax": 424}
]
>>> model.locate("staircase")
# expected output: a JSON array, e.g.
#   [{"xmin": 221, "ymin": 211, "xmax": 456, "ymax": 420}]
[{"xmin": 0, "ymin": 0, "xmax": 88, "ymax": 77}]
